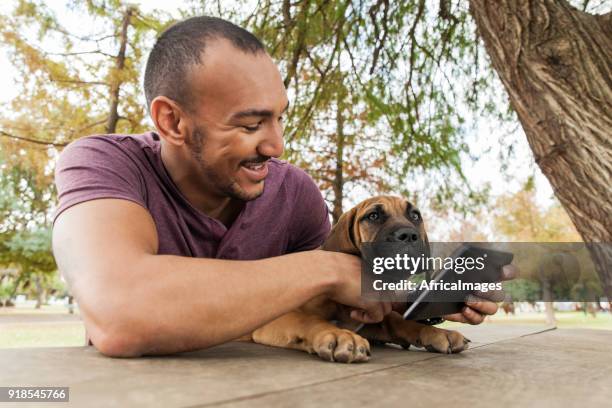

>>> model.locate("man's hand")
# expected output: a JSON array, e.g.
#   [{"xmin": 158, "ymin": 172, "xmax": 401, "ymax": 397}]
[
  {"xmin": 444, "ymin": 264, "xmax": 519, "ymax": 324},
  {"xmin": 320, "ymin": 250, "xmax": 392, "ymax": 324}
]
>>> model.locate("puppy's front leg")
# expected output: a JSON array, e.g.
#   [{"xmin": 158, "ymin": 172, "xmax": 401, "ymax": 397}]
[
  {"xmin": 252, "ymin": 311, "xmax": 371, "ymax": 363},
  {"xmin": 359, "ymin": 311, "xmax": 470, "ymax": 354}
]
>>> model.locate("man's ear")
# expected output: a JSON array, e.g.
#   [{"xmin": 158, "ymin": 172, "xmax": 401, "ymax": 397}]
[
  {"xmin": 150, "ymin": 96, "xmax": 189, "ymax": 147},
  {"xmin": 322, "ymin": 207, "xmax": 360, "ymax": 255}
]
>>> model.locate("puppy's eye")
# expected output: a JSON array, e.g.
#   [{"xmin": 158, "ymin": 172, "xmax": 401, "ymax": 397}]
[
  {"xmin": 367, "ymin": 211, "xmax": 379, "ymax": 221},
  {"xmin": 410, "ymin": 212, "xmax": 421, "ymax": 222}
]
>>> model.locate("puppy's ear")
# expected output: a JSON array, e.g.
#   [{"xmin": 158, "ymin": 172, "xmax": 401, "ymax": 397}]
[{"xmin": 322, "ymin": 207, "xmax": 360, "ymax": 255}]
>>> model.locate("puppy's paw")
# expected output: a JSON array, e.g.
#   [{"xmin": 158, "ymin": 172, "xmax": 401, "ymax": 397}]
[
  {"xmin": 417, "ymin": 326, "xmax": 470, "ymax": 354},
  {"xmin": 311, "ymin": 329, "xmax": 371, "ymax": 363}
]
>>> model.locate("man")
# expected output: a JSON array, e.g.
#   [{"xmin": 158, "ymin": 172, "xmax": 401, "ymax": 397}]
[{"xmin": 52, "ymin": 16, "xmax": 508, "ymax": 357}]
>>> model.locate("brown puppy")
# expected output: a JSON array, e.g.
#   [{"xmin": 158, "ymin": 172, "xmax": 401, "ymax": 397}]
[{"xmin": 249, "ymin": 195, "xmax": 469, "ymax": 363}]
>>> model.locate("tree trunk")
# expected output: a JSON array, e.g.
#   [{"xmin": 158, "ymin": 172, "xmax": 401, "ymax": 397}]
[
  {"xmin": 7, "ymin": 276, "xmax": 20, "ymax": 307},
  {"xmin": 68, "ymin": 295, "xmax": 74, "ymax": 314},
  {"xmin": 34, "ymin": 274, "xmax": 43, "ymax": 309},
  {"xmin": 106, "ymin": 7, "xmax": 133, "ymax": 134},
  {"xmin": 469, "ymin": 0, "xmax": 612, "ymax": 299},
  {"xmin": 332, "ymin": 96, "xmax": 345, "ymax": 224},
  {"xmin": 541, "ymin": 278, "xmax": 557, "ymax": 325}
]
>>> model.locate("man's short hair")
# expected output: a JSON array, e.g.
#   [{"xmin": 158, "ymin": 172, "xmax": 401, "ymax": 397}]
[{"xmin": 144, "ymin": 16, "xmax": 265, "ymax": 112}]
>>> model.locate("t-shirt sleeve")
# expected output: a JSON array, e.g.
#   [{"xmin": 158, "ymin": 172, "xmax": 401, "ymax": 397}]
[
  {"xmin": 287, "ymin": 167, "xmax": 331, "ymax": 252},
  {"xmin": 53, "ymin": 136, "xmax": 146, "ymax": 223}
]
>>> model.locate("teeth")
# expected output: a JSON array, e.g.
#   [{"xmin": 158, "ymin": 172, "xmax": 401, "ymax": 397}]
[{"xmin": 244, "ymin": 163, "xmax": 264, "ymax": 170}]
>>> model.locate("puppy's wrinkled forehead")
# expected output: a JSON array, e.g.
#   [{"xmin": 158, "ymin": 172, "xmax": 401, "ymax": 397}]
[
  {"xmin": 355, "ymin": 196, "xmax": 415, "ymax": 219},
  {"xmin": 350, "ymin": 195, "xmax": 425, "ymax": 245}
]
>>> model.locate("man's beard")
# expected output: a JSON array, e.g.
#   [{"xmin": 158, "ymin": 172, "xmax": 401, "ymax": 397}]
[{"xmin": 187, "ymin": 126, "xmax": 265, "ymax": 202}]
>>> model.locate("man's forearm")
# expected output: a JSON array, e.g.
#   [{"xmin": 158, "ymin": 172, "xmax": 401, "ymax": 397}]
[{"xmin": 79, "ymin": 250, "xmax": 337, "ymax": 356}]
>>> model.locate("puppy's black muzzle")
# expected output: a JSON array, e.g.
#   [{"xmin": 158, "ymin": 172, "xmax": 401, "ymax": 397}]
[
  {"xmin": 386, "ymin": 227, "xmax": 420, "ymax": 244},
  {"xmin": 370, "ymin": 225, "xmax": 431, "ymax": 275}
]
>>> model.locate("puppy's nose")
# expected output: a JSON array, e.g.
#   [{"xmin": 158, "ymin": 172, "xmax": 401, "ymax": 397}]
[{"xmin": 388, "ymin": 227, "xmax": 420, "ymax": 243}]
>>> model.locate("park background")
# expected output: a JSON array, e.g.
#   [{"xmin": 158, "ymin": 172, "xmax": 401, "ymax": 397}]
[{"xmin": 0, "ymin": 0, "xmax": 610, "ymax": 348}]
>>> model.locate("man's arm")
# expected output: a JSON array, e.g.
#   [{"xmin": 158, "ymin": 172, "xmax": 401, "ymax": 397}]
[{"xmin": 53, "ymin": 199, "xmax": 388, "ymax": 357}]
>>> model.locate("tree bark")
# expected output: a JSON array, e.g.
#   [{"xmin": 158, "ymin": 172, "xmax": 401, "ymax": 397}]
[
  {"xmin": 469, "ymin": 0, "xmax": 612, "ymax": 299},
  {"xmin": 68, "ymin": 295, "xmax": 74, "ymax": 314},
  {"xmin": 106, "ymin": 7, "xmax": 133, "ymax": 134},
  {"xmin": 332, "ymin": 96, "xmax": 345, "ymax": 224},
  {"xmin": 34, "ymin": 274, "xmax": 43, "ymax": 309},
  {"xmin": 540, "ymin": 274, "xmax": 557, "ymax": 325}
]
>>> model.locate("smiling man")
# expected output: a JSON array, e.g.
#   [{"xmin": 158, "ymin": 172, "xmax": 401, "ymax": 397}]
[{"xmin": 52, "ymin": 16, "xmax": 505, "ymax": 357}]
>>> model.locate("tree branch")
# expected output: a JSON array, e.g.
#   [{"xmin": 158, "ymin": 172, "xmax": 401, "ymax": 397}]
[
  {"xmin": 0, "ymin": 130, "xmax": 67, "ymax": 147},
  {"xmin": 282, "ymin": 0, "xmax": 309, "ymax": 88},
  {"xmin": 69, "ymin": 119, "xmax": 108, "ymax": 136},
  {"xmin": 369, "ymin": 0, "xmax": 391, "ymax": 75},
  {"xmin": 45, "ymin": 49, "xmax": 116, "ymax": 58},
  {"xmin": 581, "ymin": 0, "xmax": 591, "ymax": 12},
  {"xmin": 51, "ymin": 26, "xmax": 119, "ymax": 43},
  {"xmin": 49, "ymin": 77, "xmax": 109, "ymax": 86}
]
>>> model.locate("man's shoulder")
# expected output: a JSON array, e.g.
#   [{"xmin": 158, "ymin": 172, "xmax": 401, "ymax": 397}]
[
  {"xmin": 53, "ymin": 133, "xmax": 157, "ymax": 223},
  {"xmin": 57, "ymin": 132, "xmax": 160, "ymax": 173},
  {"xmin": 63, "ymin": 132, "xmax": 158, "ymax": 155}
]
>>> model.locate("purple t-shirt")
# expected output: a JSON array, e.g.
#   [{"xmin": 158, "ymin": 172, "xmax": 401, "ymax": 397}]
[{"xmin": 54, "ymin": 132, "xmax": 331, "ymax": 259}]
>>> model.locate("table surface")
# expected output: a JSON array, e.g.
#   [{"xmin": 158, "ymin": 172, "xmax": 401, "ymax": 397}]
[{"xmin": 1, "ymin": 324, "xmax": 611, "ymax": 408}]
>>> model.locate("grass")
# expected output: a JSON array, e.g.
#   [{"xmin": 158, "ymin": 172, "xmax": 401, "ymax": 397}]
[
  {"xmin": 0, "ymin": 306, "xmax": 610, "ymax": 349},
  {"xmin": 491, "ymin": 310, "xmax": 612, "ymax": 329},
  {"xmin": 0, "ymin": 304, "xmax": 85, "ymax": 348},
  {"xmin": 0, "ymin": 323, "xmax": 86, "ymax": 348},
  {"xmin": 443, "ymin": 310, "xmax": 612, "ymax": 330}
]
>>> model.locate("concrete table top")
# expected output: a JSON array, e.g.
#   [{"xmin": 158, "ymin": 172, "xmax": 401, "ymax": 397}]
[{"xmin": 1, "ymin": 325, "xmax": 610, "ymax": 407}]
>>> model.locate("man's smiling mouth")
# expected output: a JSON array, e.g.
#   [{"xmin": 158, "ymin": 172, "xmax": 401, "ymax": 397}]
[
  {"xmin": 242, "ymin": 162, "xmax": 266, "ymax": 171},
  {"xmin": 240, "ymin": 160, "xmax": 269, "ymax": 182}
]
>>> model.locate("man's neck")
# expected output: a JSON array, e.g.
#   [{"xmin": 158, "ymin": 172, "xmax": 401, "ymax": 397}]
[{"xmin": 160, "ymin": 143, "xmax": 244, "ymax": 228}]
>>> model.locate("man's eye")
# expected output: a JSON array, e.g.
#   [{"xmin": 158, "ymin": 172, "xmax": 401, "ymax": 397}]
[
  {"xmin": 367, "ymin": 212, "xmax": 379, "ymax": 221},
  {"xmin": 410, "ymin": 212, "xmax": 421, "ymax": 222},
  {"xmin": 243, "ymin": 122, "xmax": 262, "ymax": 132}
]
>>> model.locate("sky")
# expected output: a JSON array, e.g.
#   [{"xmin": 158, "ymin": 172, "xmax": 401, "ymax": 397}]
[{"xmin": 0, "ymin": 0, "xmax": 558, "ymax": 220}]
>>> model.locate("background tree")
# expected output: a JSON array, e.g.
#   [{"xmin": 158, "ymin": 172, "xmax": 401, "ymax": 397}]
[
  {"xmin": 493, "ymin": 177, "xmax": 601, "ymax": 323},
  {"xmin": 0, "ymin": 154, "xmax": 57, "ymax": 307},
  {"xmin": 235, "ymin": 0, "xmax": 495, "ymax": 221},
  {"xmin": 469, "ymin": 0, "xmax": 612, "ymax": 298},
  {"xmin": 5, "ymin": 228, "xmax": 56, "ymax": 308},
  {"xmin": 0, "ymin": 0, "xmax": 168, "ymax": 305},
  {"xmin": 493, "ymin": 177, "xmax": 582, "ymax": 243},
  {"xmin": 0, "ymin": 0, "xmax": 166, "ymax": 148}
]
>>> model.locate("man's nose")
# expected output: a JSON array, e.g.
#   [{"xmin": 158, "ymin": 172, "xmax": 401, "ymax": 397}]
[{"xmin": 258, "ymin": 120, "xmax": 284, "ymax": 158}]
